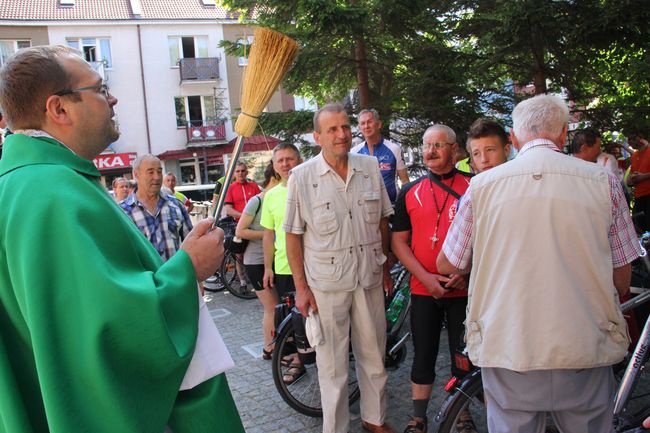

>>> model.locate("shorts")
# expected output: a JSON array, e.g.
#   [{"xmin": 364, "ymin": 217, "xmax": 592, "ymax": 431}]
[
  {"xmin": 274, "ymin": 273, "xmax": 295, "ymax": 298},
  {"xmin": 244, "ymin": 264, "xmax": 264, "ymax": 291}
]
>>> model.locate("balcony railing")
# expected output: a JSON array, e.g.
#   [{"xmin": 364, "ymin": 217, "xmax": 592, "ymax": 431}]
[
  {"xmin": 186, "ymin": 120, "xmax": 227, "ymax": 143},
  {"xmin": 179, "ymin": 57, "xmax": 220, "ymax": 82}
]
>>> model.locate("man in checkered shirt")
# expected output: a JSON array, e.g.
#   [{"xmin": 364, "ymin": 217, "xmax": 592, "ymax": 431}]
[
  {"xmin": 121, "ymin": 154, "xmax": 192, "ymax": 261},
  {"xmin": 437, "ymin": 94, "xmax": 641, "ymax": 433}
]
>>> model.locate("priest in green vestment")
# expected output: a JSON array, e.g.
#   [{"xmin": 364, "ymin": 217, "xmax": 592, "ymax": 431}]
[{"xmin": 0, "ymin": 45, "xmax": 244, "ymax": 433}]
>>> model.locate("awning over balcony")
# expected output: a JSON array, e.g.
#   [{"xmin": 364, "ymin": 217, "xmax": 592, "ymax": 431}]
[{"xmin": 158, "ymin": 135, "xmax": 280, "ymax": 161}]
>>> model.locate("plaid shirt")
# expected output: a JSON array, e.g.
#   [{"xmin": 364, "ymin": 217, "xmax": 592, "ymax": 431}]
[
  {"xmin": 443, "ymin": 139, "xmax": 642, "ymax": 269},
  {"xmin": 120, "ymin": 191, "xmax": 193, "ymax": 262}
]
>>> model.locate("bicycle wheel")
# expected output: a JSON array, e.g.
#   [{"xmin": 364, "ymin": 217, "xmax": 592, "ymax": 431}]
[
  {"xmin": 431, "ymin": 369, "xmax": 487, "ymax": 433},
  {"xmin": 221, "ymin": 252, "xmax": 256, "ymax": 299},
  {"xmin": 271, "ymin": 322, "xmax": 360, "ymax": 417},
  {"xmin": 203, "ymin": 273, "xmax": 226, "ymax": 292}
]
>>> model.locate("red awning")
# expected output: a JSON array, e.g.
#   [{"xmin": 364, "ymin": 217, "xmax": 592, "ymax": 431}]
[{"xmin": 158, "ymin": 135, "xmax": 280, "ymax": 161}]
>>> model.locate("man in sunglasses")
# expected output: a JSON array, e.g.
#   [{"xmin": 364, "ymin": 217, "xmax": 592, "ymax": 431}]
[{"xmin": 0, "ymin": 45, "xmax": 243, "ymax": 433}]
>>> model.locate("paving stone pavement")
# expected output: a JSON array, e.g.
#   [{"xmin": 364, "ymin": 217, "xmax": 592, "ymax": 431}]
[{"xmin": 204, "ymin": 289, "xmax": 458, "ymax": 433}]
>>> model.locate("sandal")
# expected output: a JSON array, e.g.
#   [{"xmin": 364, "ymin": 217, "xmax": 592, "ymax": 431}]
[
  {"xmin": 283, "ymin": 365, "xmax": 306, "ymax": 385},
  {"xmin": 262, "ymin": 348, "xmax": 273, "ymax": 360}
]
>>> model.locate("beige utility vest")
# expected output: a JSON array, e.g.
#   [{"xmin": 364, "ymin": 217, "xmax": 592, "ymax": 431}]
[{"xmin": 466, "ymin": 146, "xmax": 629, "ymax": 371}]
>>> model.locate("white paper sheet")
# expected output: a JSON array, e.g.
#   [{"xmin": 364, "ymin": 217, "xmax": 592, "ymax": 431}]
[{"xmin": 180, "ymin": 292, "xmax": 235, "ymax": 390}]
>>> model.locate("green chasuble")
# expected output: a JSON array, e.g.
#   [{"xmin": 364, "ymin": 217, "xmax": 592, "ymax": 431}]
[{"xmin": 0, "ymin": 135, "xmax": 244, "ymax": 433}]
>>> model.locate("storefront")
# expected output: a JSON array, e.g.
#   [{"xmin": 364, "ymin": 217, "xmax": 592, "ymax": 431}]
[
  {"xmin": 158, "ymin": 135, "xmax": 279, "ymax": 186},
  {"xmin": 93, "ymin": 152, "xmax": 137, "ymax": 190}
]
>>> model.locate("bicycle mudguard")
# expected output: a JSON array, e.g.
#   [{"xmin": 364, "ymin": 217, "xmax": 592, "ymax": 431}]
[
  {"xmin": 431, "ymin": 369, "xmax": 482, "ymax": 425},
  {"xmin": 273, "ymin": 311, "xmax": 294, "ymax": 344}
]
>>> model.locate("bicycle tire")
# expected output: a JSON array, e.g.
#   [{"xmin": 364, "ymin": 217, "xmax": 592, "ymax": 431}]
[
  {"xmin": 271, "ymin": 322, "xmax": 360, "ymax": 417},
  {"xmin": 431, "ymin": 369, "xmax": 487, "ymax": 433},
  {"xmin": 221, "ymin": 252, "xmax": 256, "ymax": 299},
  {"xmin": 203, "ymin": 273, "xmax": 226, "ymax": 293}
]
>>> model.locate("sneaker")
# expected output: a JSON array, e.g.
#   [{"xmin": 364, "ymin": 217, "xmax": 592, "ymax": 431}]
[
  {"xmin": 205, "ymin": 275, "xmax": 219, "ymax": 284},
  {"xmin": 403, "ymin": 416, "xmax": 427, "ymax": 433},
  {"xmin": 455, "ymin": 410, "xmax": 477, "ymax": 433}
]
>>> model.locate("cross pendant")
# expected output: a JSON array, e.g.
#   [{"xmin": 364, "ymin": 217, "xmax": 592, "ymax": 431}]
[{"xmin": 430, "ymin": 233, "xmax": 439, "ymax": 249}]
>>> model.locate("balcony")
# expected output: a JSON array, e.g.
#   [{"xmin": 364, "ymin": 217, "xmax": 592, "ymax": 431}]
[
  {"xmin": 186, "ymin": 120, "xmax": 227, "ymax": 144},
  {"xmin": 179, "ymin": 57, "xmax": 220, "ymax": 82}
]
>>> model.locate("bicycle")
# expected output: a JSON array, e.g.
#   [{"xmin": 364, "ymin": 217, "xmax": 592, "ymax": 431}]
[
  {"xmin": 430, "ymin": 234, "xmax": 650, "ymax": 433},
  {"xmin": 203, "ymin": 218, "xmax": 256, "ymax": 299},
  {"xmin": 271, "ymin": 263, "xmax": 412, "ymax": 417}
]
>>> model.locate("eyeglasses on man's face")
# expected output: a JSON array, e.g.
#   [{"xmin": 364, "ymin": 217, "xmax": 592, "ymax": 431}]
[
  {"xmin": 422, "ymin": 142, "xmax": 454, "ymax": 151},
  {"xmin": 54, "ymin": 83, "xmax": 110, "ymax": 99}
]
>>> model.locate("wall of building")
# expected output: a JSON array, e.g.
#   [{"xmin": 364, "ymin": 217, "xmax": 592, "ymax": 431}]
[
  {"xmin": 47, "ymin": 24, "xmax": 150, "ymax": 156},
  {"xmin": 0, "ymin": 26, "xmax": 49, "ymax": 45},
  {"xmin": 138, "ymin": 23, "xmax": 235, "ymax": 156}
]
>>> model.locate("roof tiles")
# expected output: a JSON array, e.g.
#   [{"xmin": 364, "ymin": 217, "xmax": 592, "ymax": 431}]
[{"xmin": 0, "ymin": 0, "xmax": 238, "ymax": 21}]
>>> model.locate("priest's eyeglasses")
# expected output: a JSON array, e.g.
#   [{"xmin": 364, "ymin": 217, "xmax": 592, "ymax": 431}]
[{"xmin": 54, "ymin": 83, "xmax": 110, "ymax": 99}]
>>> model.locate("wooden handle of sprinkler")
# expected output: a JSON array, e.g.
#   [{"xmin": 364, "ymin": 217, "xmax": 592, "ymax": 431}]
[{"xmin": 211, "ymin": 135, "xmax": 246, "ymax": 229}]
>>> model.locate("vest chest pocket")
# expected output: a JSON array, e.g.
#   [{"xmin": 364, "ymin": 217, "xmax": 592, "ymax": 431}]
[
  {"xmin": 313, "ymin": 200, "xmax": 339, "ymax": 235},
  {"xmin": 361, "ymin": 191, "xmax": 381, "ymax": 223},
  {"xmin": 305, "ymin": 251, "xmax": 343, "ymax": 282}
]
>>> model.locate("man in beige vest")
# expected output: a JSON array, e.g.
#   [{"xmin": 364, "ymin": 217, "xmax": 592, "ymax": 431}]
[
  {"xmin": 437, "ymin": 94, "xmax": 641, "ymax": 433},
  {"xmin": 284, "ymin": 103, "xmax": 396, "ymax": 433}
]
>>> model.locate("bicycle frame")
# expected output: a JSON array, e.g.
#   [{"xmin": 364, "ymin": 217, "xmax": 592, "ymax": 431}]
[
  {"xmin": 614, "ymin": 314, "xmax": 650, "ymax": 417},
  {"xmin": 614, "ymin": 237, "xmax": 650, "ymax": 426}
]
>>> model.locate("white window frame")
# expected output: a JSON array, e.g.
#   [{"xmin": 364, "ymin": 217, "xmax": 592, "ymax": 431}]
[
  {"xmin": 66, "ymin": 37, "xmax": 112, "ymax": 68},
  {"xmin": 168, "ymin": 36, "xmax": 209, "ymax": 68},
  {"xmin": 0, "ymin": 40, "xmax": 31, "ymax": 67},
  {"xmin": 174, "ymin": 95, "xmax": 215, "ymax": 127},
  {"xmin": 237, "ymin": 36, "xmax": 254, "ymax": 66}
]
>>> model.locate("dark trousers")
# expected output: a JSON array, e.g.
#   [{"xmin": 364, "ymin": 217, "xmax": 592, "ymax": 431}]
[
  {"xmin": 410, "ymin": 294, "xmax": 468, "ymax": 384},
  {"xmin": 634, "ymin": 194, "xmax": 650, "ymax": 232}
]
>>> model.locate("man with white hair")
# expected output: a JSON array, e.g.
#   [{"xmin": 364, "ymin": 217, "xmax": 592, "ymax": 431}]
[{"xmin": 438, "ymin": 94, "xmax": 640, "ymax": 433}]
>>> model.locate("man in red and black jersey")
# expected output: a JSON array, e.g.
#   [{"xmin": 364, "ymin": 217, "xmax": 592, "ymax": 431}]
[{"xmin": 391, "ymin": 124, "xmax": 472, "ymax": 433}]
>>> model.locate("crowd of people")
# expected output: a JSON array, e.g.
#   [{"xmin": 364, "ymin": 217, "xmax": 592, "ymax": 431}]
[{"xmin": 0, "ymin": 44, "xmax": 649, "ymax": 433}]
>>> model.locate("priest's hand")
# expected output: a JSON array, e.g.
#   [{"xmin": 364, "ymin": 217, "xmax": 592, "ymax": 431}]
[{"xmin": 181, "ymin": 218, "xmax": 225, "ymax": 282}]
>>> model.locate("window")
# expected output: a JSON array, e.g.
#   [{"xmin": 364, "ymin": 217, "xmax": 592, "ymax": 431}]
[
  {"xmin": 179, "ymin": 159, "xmax": 199, "ymax": 184},
  {"xmin": 168, "ymin": 36, "xmax": 209, "ymax": 67},
  {"xmin": 237, "ymin": 36, "xmax": 254, "ymax": 66},
  {"xmin": 66, "ymin": 37, "xmax": 112, "ymax": 68},
  {"xmin": 174, "ymin": 95, "xmax": 216, "ymax": 127},
  {"xmin": 0, "ymin": 40, "xmax": 31, "ymax": 67}
]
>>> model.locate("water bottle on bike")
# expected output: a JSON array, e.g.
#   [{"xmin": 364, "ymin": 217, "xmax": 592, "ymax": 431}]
[{"xmin": 386, "ymin": 282, "xmax": 410, "ymax": 324}]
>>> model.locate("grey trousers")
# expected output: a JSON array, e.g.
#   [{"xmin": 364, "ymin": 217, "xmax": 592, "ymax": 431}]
[{"xmin": 482, "ymin": 366, "xmax": 615, "ymax": 433}]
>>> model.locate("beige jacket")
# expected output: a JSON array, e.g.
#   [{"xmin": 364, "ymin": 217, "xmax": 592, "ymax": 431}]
[
  {"xmin": 466, "ymin": 146, "xmax": 629, "ymax": 371},
  {"xmin": 283, "ymin": 152, "xmax": 394, "ymax": 292}
]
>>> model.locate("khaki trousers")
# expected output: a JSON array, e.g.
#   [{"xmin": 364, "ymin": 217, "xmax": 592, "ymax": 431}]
[{"xmin": 312, "ymin": 285, "xmax": 388, "ymax": 433}]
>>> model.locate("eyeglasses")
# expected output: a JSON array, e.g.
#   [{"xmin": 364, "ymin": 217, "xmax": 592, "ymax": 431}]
[
  {"xmin": 423, "ymin": 142, "xmax": 454, "ymax": 151},
  {"xmin": 54, "ymin": 83, "xmax": 110, "ymax": 99}
]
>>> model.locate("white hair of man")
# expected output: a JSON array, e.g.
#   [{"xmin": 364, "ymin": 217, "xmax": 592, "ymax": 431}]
[
  {"xmin": 512, "ymin": 94, "xmax": 569, "ymax": 144},
  {"xmin": 423, "ymin": 124, "xmax": 456, "ymax": 144},
  {"xmin": 132, "ymin": 154, "xmax": 160, "ymax": 172}
]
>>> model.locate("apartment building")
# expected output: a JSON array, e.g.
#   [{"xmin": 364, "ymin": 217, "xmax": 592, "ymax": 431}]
[{"xmin": 0, "ymin": 0, "xmax": 293, "ymax": 187}]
